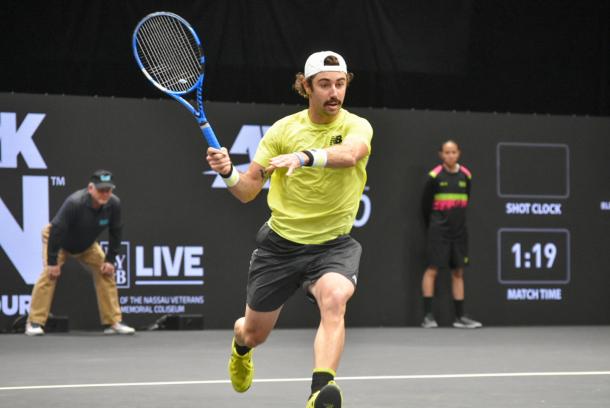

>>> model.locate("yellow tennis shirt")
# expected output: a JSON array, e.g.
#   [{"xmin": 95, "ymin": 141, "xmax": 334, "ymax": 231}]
[{"xmin": 254, "ymin": 109, "xmax": 373, "ymax": 244}]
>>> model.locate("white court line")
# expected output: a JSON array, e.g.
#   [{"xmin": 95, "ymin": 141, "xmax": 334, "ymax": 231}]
[{"xmin": 1, "ymin": 370, "xmax": 609, "ymax": 392}]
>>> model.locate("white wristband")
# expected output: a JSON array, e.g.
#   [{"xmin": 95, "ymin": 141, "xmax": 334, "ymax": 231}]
[
  {"xmin": 310, "ymin": 149, "xmax": 328, "ymax": 168},
  {"xmin": 220, "ymin": 165, "xmax": 240, "ymax": 187}
]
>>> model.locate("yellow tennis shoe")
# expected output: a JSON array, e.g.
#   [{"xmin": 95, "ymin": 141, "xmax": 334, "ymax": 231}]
[
  {"xmin": 228, "ymin": 338, "xmax": 254, "ymax": 393},
  {"xmin": 306, "ymin": 381, "xmax": 342, "ymax": 408}
]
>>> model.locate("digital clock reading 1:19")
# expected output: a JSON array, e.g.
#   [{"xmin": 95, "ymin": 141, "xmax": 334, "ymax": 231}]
[
  {"xmin": 511, "ymin": 242, "xmax": 557, "ymax": 269},
  {"xmin": 498, "ymin": 228, "xmax": 570, "ymax": 284}
]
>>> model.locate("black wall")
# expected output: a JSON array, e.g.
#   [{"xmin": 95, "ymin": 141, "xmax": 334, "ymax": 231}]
[
  {"xmin": 1, "ymin": 1, "xmax": 609, "ymax": 115},
  {"xmin": 1, "ymin": 93, "xmax": 609, "ymax": 330}
]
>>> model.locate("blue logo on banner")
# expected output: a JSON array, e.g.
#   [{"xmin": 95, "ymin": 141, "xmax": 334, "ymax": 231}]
[{"xmin": 99, "ymin": 219, "xmax": 109, "ymax": 226}]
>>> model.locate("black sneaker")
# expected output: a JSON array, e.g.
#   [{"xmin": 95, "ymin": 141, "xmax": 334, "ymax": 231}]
[
  {"xmin": 453, "ymin": 316, "xmax": 482, "ymax": 329},
  {"xmin": 421, "ymin": 313, "xmax": 438, "ymax": 328}
]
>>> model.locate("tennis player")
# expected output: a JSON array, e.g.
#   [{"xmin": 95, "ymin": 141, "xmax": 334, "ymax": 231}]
[
  {"xmin": 207, "ymin": 51, "xmax": 372, "ymax": 408},
  {"xmin": 420, "ymin": 140, "xmax": 482, "ymax": 329}
]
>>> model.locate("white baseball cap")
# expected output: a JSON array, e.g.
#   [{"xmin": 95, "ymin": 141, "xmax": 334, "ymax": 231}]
[{"xmin": 304, "ymin": 51, "xmax": 347, "ymax": 78}]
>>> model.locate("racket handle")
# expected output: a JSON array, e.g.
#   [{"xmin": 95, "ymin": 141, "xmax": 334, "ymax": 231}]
[{"xmin": 200, "ymin": 123, "xmax": 221, "ymax": 149}]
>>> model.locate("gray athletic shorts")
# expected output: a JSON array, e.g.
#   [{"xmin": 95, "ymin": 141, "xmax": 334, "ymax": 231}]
[{"xmin": 246, "ymin": 223, "xmax": 362, "ymax": 312}]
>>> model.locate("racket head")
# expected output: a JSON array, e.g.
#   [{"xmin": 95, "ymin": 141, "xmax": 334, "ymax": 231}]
[{"xmin": 132, "ymin": 12, "xmax": 205, "ymax": 95}]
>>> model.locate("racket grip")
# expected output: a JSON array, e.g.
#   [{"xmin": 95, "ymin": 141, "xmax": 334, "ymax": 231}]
[{"xmin": 200, "ymin": 123, "xmax": 221, "ymax": 149}]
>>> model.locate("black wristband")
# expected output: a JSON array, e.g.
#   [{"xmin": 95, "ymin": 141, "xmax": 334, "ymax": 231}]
[
  {"xmin": 302, "ymin": 150, "xmax": 314, "ymax": 167},
  {"xmin": 220, "ymin": 164, "xmax": 234, "ymax": 178}
]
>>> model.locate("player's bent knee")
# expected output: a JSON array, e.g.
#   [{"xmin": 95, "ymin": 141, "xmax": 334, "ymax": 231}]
[
  {"xmin": 319, "ymin": 287, "xmax": 352, "ymax": 314},
  {"xmin": 241, "ymin": 330, "xmax": 269, "ymax": 348}
]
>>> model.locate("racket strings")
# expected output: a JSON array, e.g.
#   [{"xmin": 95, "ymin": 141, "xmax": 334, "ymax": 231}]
[
  {"xmin": 135, "ymin": 15, "xmax": 202, "ymax": 93},
  {"xmin": 138, "ymin": 19, "xmax": 198, "ymax": 91},
  {"xmin": 149, "ymin": 16, "xmax": 199, "ymax": 81},
  {"xmin": 139, "ymin": 18, "xmax": 199, "ymax": 90}
]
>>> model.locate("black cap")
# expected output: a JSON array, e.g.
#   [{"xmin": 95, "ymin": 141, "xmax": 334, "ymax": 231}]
[{"xmin": 90, "ymin": 169, "xmax": 116, "ymax": 189}]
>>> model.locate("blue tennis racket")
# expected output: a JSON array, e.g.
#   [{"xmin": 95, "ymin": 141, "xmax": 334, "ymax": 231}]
[{"xmin": 132, "ymin": 12, "xmax": 220, "ymax": 148}]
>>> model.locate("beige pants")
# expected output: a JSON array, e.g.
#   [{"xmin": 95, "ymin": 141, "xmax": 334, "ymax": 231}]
[{"xmin": 28, "ymin": 224, "xmax": 122, "ymax": 326}]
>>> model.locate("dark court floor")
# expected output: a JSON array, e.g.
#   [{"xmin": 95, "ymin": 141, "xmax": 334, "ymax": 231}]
[{"xmin": 1, "ymin": 326, "xmax": 609, "ymax": 407}]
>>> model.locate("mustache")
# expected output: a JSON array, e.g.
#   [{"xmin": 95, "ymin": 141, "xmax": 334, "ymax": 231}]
[{"xmin": 324, "ymin": 98, "xmax": 342, "ymax": 105}]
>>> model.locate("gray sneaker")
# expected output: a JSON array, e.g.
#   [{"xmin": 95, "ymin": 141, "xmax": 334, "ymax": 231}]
[
  {"xmin": 453, "ymin": 316, "xmax": 483, "ymax": 329},
  {"xmin": 25, "ymin": 322, "xmax": 45, "ymax": 336},
  {"xmin": 421, "ymin": 313, "xmax": 438, "ymax": 328},
  {"xmin": 104, "ymin": 322, "xmax": 135, "ymax": 335}
]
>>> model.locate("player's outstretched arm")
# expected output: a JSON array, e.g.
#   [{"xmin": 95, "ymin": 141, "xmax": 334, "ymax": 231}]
[
  {"xmin": 324, "ymin": 138, "xmax": 369, "ymax": 168},
  {"xmin": 206, "ymin": 147, "xmax": 266, "ymax": 203},
  {"xmin": 266, "ymin": 138, "xmax": 370, "ymax": 175}
]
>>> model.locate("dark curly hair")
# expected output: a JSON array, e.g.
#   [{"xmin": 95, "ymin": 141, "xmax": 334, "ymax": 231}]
[{"xmin": 292, "ymin": 55, "xmax": 354, "ymax": 99}]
